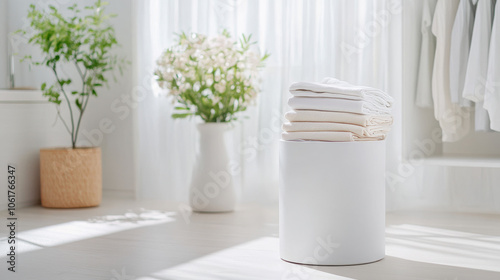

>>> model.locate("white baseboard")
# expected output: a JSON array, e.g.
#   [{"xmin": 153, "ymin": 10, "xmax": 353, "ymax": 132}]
[
  {"xmin": 0, "ymin": 189, "xmax": 135, "ymax": 211},
  {"xmin": 0, "ymin": 199, "xmax": 40, "ymax": 211},
  {"xmin": 103, "ymin": 188, "xmax": 136, "ymax": 199}
]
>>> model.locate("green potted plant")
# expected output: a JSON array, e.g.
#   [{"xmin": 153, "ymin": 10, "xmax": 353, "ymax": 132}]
[
  {"xmin": 17, "ymin": 0, "xmax": 125, "ymax": 208},
  {"xmin": 155, "ymin": 31, "xmax": 269, "ymax": 212}
]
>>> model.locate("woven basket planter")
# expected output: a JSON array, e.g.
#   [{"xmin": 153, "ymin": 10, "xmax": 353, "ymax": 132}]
[{"xmin": 40, "ymin": 147, "xmax": 102, "ymax": 208}]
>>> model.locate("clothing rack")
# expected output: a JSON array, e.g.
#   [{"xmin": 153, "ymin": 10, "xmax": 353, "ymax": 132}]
[
  {"xmin": 415, "ymin": 0, "xmax": 500, "ymax": 141},
  {"xmin": 403, "ymin": 0, "xmax": 500, "ymax": 168}
]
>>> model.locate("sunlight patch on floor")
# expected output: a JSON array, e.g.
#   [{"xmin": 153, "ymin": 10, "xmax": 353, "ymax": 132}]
[
  {"xmin": 145, "ymin": 237, "xmax": 354, "ymax": 280},
  {"xmin": 1, "ymin": 209, "xmax": 175, "ymax": 256},
  {"xmin": 386, "ymin": 224, "xmax": 500, "ymax": 272},
  {"xmin": 0, "ymin": 238, "xmax": 43, "ymax": 255}
]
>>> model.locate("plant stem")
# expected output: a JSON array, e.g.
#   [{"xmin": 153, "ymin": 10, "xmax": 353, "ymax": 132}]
[
  {"xmin": 73, "ymin": 93, "xmax": 90, "ymax": 147},
  {"xmin": 51, "ymin": 65, "xmax": 76, "ymax": 148},
  {"xmin": 73, "ymin": 63, "xmax": 88, "ymax": 147}
]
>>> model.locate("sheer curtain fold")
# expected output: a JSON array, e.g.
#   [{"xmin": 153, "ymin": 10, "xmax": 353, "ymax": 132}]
[{"xmin": 133, "ymin": 0, "xmax": 403, "ymax": 204}]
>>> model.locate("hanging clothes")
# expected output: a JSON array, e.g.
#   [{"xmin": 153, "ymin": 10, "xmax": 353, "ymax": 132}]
[
  {"xmin": 476, "ymin": 100, "xmax": 491, "ymax": 130},
  {"xmin": 462, "ymin": 0, "xmax": 495, "ymax": 131},
  {"xmin": 416, "ymin": 0, "xmax": 438, "ymax": 108},
  {"xmin": 485, "ymin": 0, "xmax": 500, "ymax": 131},
  {"xmin": 432, "ymin": 0, "xmax": 471, "ymax": 142},
  {"xmin": 449, "ymin": 0, "xmax": 475, "ymax": 107}
]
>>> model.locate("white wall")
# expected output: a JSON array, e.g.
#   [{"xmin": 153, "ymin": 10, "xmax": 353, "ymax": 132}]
[
  {"xmin": 0, "ymin": 1, "xmax": 7, "ymax": 88},
  {"xmin": 75, "ymin": 0, "xmax": 136, "ymax": 197},
  {"xmin": 0, "ymin": 97, "xmax": 69, "ymax": 210},
  {"xmin": 0, "ymin": 0, "xmax": 136, "ymax": 210}
]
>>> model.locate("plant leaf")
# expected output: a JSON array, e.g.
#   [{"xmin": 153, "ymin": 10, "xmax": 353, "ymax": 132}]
[{"xmin": 172, "ymin": 113, "xmax": 193, "ymax": 119}]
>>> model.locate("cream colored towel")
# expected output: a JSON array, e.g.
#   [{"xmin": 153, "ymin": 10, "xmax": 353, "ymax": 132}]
[
  {"xmin": 284, "ymin": 110, "xmax": 393, "ymax": 127},
  {"xmin": 281, "ymin": 131, "xmax": 385, "ymax": 142},
  {"xmin": 282, "ymin": 122, "xmax": 390, "ymax": 137}
]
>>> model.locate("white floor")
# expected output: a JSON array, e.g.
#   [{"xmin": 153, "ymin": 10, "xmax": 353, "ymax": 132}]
[{"xmin": 1, "ymin": 198, "xmax": 500, "ymax": 280}]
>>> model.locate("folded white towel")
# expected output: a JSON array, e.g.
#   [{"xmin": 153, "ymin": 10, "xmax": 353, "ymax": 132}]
[
  {"xmin": 290, "ymin": 90, "xmax": 391, "ymax": 108},
  {"xmin": 289, "ymin": 77, "xmax": 394, "ymax": 106},
  {"xmin": 290, "ymin": 90, "xmax": 364, "ymax": 100},
  {"xmin": 284, "ymin": 110, "xmax": 393, "ymax": 126},
  {"xmin": 281, "ymin": 131, "xmax": 385, "ymax": 142},
  {"xmin": 282, "ymin": 122, "xmax": 390, "ymax": 137},
  {"xmin": 288, "ymin": 97, "xmax": 392, "ymax": 115}
]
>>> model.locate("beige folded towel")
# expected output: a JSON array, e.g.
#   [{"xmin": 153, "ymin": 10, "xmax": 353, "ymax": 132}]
[
  {"xmin": 282, "ymin": 122, "xmax": 390, "ymax": 137},
  {"xmin": 281, "ymin": 131, "xmax": 385, "ymax": 142},
  {"xmin": 284, "ymin": 110, "xmax": 393, "ymax": 127}
]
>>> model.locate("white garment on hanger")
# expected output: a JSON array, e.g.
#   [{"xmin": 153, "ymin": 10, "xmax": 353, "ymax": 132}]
[
  {"xmin": 449, "ymin": 0, "xmax": 474, "ymax": 107},
  {"xmin": 463, "ymin": 0, "xmax": 494, "ymax": 103},
  {"xmin": 462, "ymin": 0, "xmax": 494, "ymax": 131},
  {"xmin": 485, "ymin": 0, "xmax": 500, "ymax": 131},
  {"xmin": 475, "ymin": 101, "xmax": 492, "ymax": 130},
  {"xmin": 432, "ymin": 0, "xmax": 471, "ymax": 142},
  {"xmin": 416, "ymin": 0, "xmax": 437, "ymax": 108}
]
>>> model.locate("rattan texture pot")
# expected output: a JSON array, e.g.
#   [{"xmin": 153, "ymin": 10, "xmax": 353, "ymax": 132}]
[{"xmin": 40, "ymin": 147, "xmax": 102, "ymax": 208}]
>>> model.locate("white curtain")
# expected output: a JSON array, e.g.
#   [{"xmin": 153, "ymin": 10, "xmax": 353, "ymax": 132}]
[{"xmin": 132, "ymin": 0, "xmax": 403, "ymax": 205}]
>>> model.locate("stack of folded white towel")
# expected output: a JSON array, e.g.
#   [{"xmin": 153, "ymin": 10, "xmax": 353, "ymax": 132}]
[{"xmin": 282, "ymin": 78, "xmax": 394, "ymax": 142}]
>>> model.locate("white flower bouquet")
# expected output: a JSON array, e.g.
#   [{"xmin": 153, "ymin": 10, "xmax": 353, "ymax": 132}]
[{"xmin": 155, "ymin": 31, "xmax": 269, "ymax": 122}]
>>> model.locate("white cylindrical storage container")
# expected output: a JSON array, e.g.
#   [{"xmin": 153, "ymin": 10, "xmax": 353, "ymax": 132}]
[{"xmin": 279, "ymin": 140, "xmax": 385, "ymax": 265}]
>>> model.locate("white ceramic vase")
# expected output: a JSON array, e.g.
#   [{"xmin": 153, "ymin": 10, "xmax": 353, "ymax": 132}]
[{"xmin": 189, "ymin": 123, "xmax": 236, "ymax": 212}]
